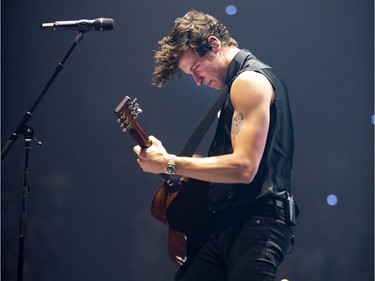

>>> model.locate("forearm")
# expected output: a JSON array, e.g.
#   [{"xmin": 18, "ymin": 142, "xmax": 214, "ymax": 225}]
[
  {"xmin": 134, "ymin": 137, "xmax": 262, "ymax": 184},
  {"xmin": 174, "ymin": 153, "xmax": 257, "ymax": 184}
]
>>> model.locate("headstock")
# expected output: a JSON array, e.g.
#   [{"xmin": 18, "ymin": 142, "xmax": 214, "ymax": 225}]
[
  {"xmin": 114, "ymin": 96, "xmax": 143, "ymax": 132},
  {"xmin": 114, "ymin": 96, "xmax": 151, "ymax": 148}
]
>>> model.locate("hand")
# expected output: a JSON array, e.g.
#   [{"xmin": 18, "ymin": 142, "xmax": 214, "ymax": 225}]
[{"xmin": 133, "ymin": 136, "xmax": 170, "ymax": 174}]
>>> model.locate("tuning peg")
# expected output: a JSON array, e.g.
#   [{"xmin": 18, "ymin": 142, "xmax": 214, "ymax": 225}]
[
  {"xmin": 129, "ymin": 98, "xmax": 137, "ymax": 109},
  {"xmin": 132, "ymin": 104, "xmax": 143, "ymax": 119}
]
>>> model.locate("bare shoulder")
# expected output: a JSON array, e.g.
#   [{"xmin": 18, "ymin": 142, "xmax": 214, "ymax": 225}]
[{"xmin": 230, "ymin": 71, "xmax": 274, "ymax": 111}]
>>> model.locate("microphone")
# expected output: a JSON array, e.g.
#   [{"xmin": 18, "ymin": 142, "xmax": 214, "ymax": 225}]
[{"xmin": 40, "ymin": 18, "xmax": 114, "ymax": 32}]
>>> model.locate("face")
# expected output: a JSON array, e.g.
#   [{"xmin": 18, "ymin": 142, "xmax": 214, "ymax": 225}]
[{"xmin": 178, "ymin": 48, "xmax": 227, "ymax": 90}]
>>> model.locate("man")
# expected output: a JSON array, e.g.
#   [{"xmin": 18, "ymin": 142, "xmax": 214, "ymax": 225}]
[{"xmin": 133, "ymin": 10, "xmax": 297, "ymax": 281}]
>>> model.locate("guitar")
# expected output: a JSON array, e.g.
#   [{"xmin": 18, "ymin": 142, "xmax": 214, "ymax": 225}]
[{"xmin": 114, "ymin": 96, "xmax": 213, "ymax": 265}]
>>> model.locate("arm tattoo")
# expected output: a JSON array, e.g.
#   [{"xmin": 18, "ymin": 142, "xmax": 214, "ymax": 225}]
[{"xmin": 232, "ymin": 112, "xmax": 244, "ymax": 140}]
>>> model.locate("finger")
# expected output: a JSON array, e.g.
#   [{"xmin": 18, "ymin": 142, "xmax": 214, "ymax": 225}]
[
  {"xmin": 133, "ymin": 145, "xmax": 141, "ymax": 155},
  {"xmin": 149, "ymin": 135, "xmax": 160, "ymax": 144}
]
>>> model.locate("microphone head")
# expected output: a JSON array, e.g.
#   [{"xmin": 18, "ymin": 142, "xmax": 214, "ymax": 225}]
[{"xmin": 93, "ymin": 18, "xmax": 114, "ymax": 31}]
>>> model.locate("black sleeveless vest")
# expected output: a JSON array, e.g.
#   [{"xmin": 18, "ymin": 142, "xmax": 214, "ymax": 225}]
[{"xmin": 207, "ymin": 49, "xmax": 294, "ymax": 211}]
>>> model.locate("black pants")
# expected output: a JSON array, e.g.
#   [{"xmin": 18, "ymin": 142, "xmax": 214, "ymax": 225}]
[{"xmin": 174, "ymin": 204, "xmax": 293, "ymax": 281}]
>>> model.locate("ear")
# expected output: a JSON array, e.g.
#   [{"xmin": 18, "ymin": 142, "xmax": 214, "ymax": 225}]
[{"xmin": 207, "ymin": 36, "xmax": 221, "ymax": 51}]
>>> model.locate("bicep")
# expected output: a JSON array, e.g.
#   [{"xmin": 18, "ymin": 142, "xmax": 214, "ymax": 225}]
[{"xmin": 230, "ymin": 71, "xmax": 274, "ymax": 167}]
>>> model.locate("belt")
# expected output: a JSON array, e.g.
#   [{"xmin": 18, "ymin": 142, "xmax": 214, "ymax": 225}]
[
  {"xmin": 209, "ymin": 198, "xmax": 288, "ymax": 232},
  {"xmin": 226, "ymin": 197, "xmax": 286, "ymax": 219}
]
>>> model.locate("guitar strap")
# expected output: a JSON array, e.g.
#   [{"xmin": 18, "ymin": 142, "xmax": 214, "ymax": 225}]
[{"xmin": 178, "ymin": 87, "xmax": 228, "ymax": 157}]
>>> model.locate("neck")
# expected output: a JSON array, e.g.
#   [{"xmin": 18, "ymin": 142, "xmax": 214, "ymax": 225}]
[{"xmin": 224, "ymin": 47, "xmax": 241, "ymax": 66}]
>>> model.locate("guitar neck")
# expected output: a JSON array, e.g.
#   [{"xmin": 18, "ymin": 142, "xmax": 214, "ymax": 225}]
[{"xmin": 129, "ymin": 122, "xmax": 152, "ymax": 149}]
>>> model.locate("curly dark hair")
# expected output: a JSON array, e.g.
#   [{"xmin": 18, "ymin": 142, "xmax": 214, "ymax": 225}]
[{"xmin": 152, "ymin": 10, "xmax": 238, "ymax": 87}]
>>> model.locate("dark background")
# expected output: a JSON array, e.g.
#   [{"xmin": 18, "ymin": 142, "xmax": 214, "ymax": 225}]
[{"xmin": 1, "ymin": 0, "xmax": 374, "ymax": 280}]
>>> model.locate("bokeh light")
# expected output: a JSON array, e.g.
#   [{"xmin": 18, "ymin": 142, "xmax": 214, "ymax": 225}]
[
  {"xmin": 327, "ymin": 194, "xmax": 338, "ymax": 206},
  {"xmin": 225, "ymin": 5, "xmax": 238, "ymax": 16}
]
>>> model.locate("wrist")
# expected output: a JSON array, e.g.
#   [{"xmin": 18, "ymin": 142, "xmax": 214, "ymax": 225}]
[{"xmin": 165, "ymin": 154, "xmax": 177, "ymax": 175}]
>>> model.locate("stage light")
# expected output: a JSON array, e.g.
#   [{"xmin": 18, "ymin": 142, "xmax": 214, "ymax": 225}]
[
  {"xmin": 327, "ymin": 194, "xmax": 338, "ymax": 206},
  {"xmin": 371, "ymin": 114, "xmax": 374, "ymax": 125},
  {"xmin": 225, "ymin": 5, "xmax": 238, "ymax": 16}
]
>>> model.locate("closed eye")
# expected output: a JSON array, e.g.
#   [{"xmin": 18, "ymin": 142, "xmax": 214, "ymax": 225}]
[{"xmin": 191, "ymin": 63, "xmax": 200, "ymax": 72}]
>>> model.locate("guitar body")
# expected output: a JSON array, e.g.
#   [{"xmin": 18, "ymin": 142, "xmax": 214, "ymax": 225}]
[
  {"xmin": 151, "ymin": 179, "xmax": 213, "ymax": 265},
  {"xmin": 151, "ymin": 181, "xmax": 181, "ymax": 225},
  {"xmin": 166, "ymin": 179, "xmax": 213, "ymax": 235},
  {"xmin": 168, "ymin": 228, "xmax": 187, "ymax": 265},
  {"xmin": 151, "ymin": 179, "xmax": 213, "ymax": 235}
]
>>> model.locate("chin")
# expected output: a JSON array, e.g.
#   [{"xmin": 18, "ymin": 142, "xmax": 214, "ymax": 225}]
[
  {"xmin": 207, "ymin": 80, "xmax": 224, "ymax": 90},
  {"xmin": 213, "ymin": 83, "xmax": 225, "ymax": 90}
]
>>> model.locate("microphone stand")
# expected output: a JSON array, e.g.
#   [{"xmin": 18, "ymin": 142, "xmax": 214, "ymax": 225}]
[{"xmin": 1, "ymin": 31, "xmax": 86, "ymax": 281}]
